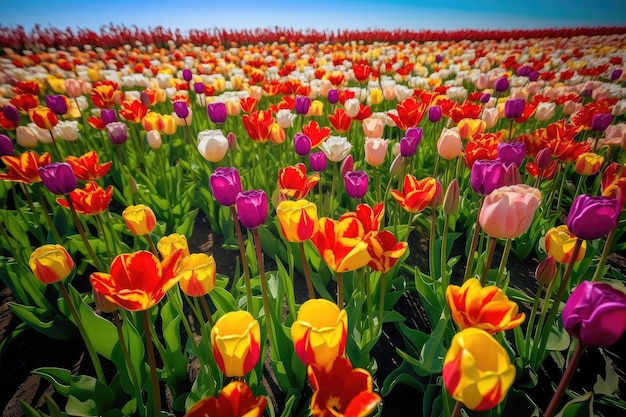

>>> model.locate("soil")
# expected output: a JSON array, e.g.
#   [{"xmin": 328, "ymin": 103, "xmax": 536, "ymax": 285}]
[{"xmin": 1, "ymin": 211, "xmax": 625, "ymax": 416}]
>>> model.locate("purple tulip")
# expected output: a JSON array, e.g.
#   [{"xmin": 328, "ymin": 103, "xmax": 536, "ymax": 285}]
[
  {"xmin": 591, "ymin": 113, "xmax": 612, "ymax": 132},
  {"xmin": 182, "ymin": 68, "xmax": 193, "ymax": 82},
  {"xmin": 344, "ymin": 170, "xmax": 369, "ymax": 199},
  {"xmin": 0, "ymin": 133, "xmax": 14, "ymax": 157},
  {"xmin": 209, "ymin": 167, "xmax": 242, "ymax": 207},
  {"xmin": 236, "ymin": 190, "xmax": 268, "ymax": 229},
  {"xmin": 504, "ymin": 98, "xmax": 525, "ymax": 119},
  {"xmin": 501, "ymin": 163, "xmax": 521, "ymax": 186},
  {"xmin": 207, "ymin": 102, "xmax": 227, "ymax": 124},
  {"xmin": 140, "ymin": 91, "xmax": 152, "ymax": 107},
  {"xmin": 400, "ymin": 128, "xmax": 422, "ymax": 157},
  {"xmin": 293, "ymin": 133, "xmax": 311, "ymax": 157},
  {"xmin": 310, "ymin": 151, "xmax": 327, "ymax": 172},
  {"xmin": 516, "ymin": 65, "xmax": 531, "ymax": 77},
  {"xmin": 480, "ymin": 93, "xmax": 491, "ymax": 104},
  {"xmin": 194, "ymin": 82, "xmax": 205, "ymax": 95},
  {"xmin": 536, "ymin": 148, "xmax": 552, "ymax": 170},
  {"xmin": 470, "ymin": 159, "xmax": 504, "ymax": 196},
  {"xmin": 295, "ymin": 96, "xmax": 311, "ymax": 115},
  {"xmin": 562, "ymin": 281, "xmax": 626, "ymax": 347},
  {"xmin": 106, "ymin": 122, "xmax": 129, "ymax": 145},
  {"xmin": 428, "ymin": 105, "xmax": 442, "ymax": 123},
  {"xmin": 494, "ymin": 76, "xmax": 509, "ymax": 93},
  {"xmin": 327, "ymin": 89, "xmax": 339, "ymax": 105},
  {"xmin": 528, "ymin": 71, "xmax": 539, "ymax": 82},
  {"xmin": 100, "ymin": 109, "xmax": 117, "ymax": 125},
  {"xmin": 173, "ymin": 101, "xmax": 189, "ymax": 119},
  {"xmin": 497, "ymin": 141, "xmax": 526, "ymax": 167},
  {"xmin": 2, "ymin": 105, "xmax": 20, "ymax": 123},
  {"xmin": 435, "ymin": 54, "xmax": 443, "ymax": 63},
  {"xmin": 567, "ymin": 194, "xmax": 621, "ymax": 240},
  {"xmin": 610, "ymin": 69, "xmax": 623, "ymax": 81},
  {"xmin": 38, "ymin": 162, "xmax": 77, "ymax": 195},
  {"xmin": 45, "ymin": 95, "xmax": 68, "ymax": 115}
]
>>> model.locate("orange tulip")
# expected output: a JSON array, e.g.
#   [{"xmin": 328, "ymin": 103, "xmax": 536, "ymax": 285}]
[
  {"xmin": 301, "ymin": 120, "xmax": 331, "ymax": 148},
  {"xmin": 56, "ymin": 181, "xmax": 113, "ymax": 215},
  {"xmin": 119, "ymin": 99, "xmax": 148, "ymax": 123},
  {"xmin": 311, "ymin": 217, "xmax": 371, "ymax": 273},
  {"xmin": 122, "ymin": 204, "xmax": 157, "ymax": 236},
  {"xmin": 89, "ymin": 250, "xmax": 183, "ymax": 311},
  {"xmin": 242, "ymin": 110, "xmax": 274, "ymax": 142},
  {"xmin": 446, "ymin": 278, "xmax": 525, "ymax": 333},
  {"xmin": 176, "ymin": 253, "xmax": 216, "ymax": 297},
  {"xmin": 0, "ymin": 151, "xmax": 51, "ymax": 183},
  {"xmin": 328, "ymin": 108, "xmax": 352, "ymax": 133},
  {"xmin": 65, "ymin": 151, "xmax": 112, "ymax": 181},
  {"xmin": 29, "ymin": 244, "xmax": 74, "ymax": 284},
  {"xmin": 390, "ymin": 175, "xmax": 438, "ymax": 213},
  {"xmin": 184, "ymin": 381, "xmax": 267, "ymax": 417}
]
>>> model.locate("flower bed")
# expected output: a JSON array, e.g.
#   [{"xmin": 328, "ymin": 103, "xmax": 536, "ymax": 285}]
[{"xmin": 1, "ymin": 24, "xmax": 626, "ymax": 417}]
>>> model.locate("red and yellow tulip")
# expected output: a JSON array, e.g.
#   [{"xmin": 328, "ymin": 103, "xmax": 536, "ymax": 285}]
[
  {"xmin": 311, "ymin": 217, "xmax": 371, "ymax": 273},
  {"xmin": 276, "ymin": 199, "xmax": 319, "ymax": 242},
  {"xmin": 545, "ymin": 225, "xmax": 587, "ymax": 264},
  {"xmin": 176, "ymin": 253, "xmax": 216, "ymax": 297},
  {"xmin": 64, "ymin": 151, "xmax": 112, "ymax": 181},
  {"xmin": 211, "ymin": 310, "xmax": 261, "ymax": 377},
  {"xmin": 56, "ymin": 181, "xmax": 113, "ymax": 215},
  {"xmin": 390, "ymin": 175, "xmax": 438, "ymax": 213},
  {"xmin": 184, "ymin": 380, "xmax": 267, "ymax": 417},
  {"xmin": 29, "ymin": 244, "xmax": 74, "ymax": 285},
  {"xmin": 122, "ymin": 204, "xmax": 157, "ymax": 236},
  {"xmin": 0, "ymin": 151, "xmax": 51, "ymax": 183},
  {"xmin": 277, "ymin": 163, "xmax": 320, "ymax": 200}
]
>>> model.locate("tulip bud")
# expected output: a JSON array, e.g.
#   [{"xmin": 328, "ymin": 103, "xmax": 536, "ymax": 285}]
[
  {"xmin": 158, "ymin": 233, "xmax": 190, "ymax": 258},
  {"xmin": 276, "ymin": 199, "xmax": 319, "ymax": 242},
  {"xmin": 0, "ymin": 133, "xmax": 14, "ymax": 157},
  {"xmin": 295, "ymin": 96, "xmax": 311, "ymax": 115},
  {"xmin": 30, "ymin": 106, "xmax": 58, "ymax": 130},
  {"xmin": 344, "ymin": 170, "xmax": 369, "ymax": 199},
  {"xmin": 340, "ymin": 154, "xmax": 354, "ymax": 177},
  {"xmin": 504, "ymin": 98, "xmax": 525, "ymax": 119},
  {"xmin": 197, "ymin": 129, "xmax": 229, "ymax": 162},
  {"xmin": 194, "ymin": 82, "xmax": 205, "ymax": 95},
  {"xmin": 437, "ymin": 128, "xmax": 463, "ymax": 160},
  {"xmin": 38, "ymin": 162, "xmax": 78, "ymax": 195},
  {"xmin": 106, "ymin": 122, "xmax": 129, "ymax": 145},
  {"xmin": 45, "ymin": 95, "xmax": 68, "ymax": 115},
  {"xmin": 146, "ymin": 130, "xmax": 162, "ymax": 149},
  {"xmin": 236, "ymin": 190, "xmax": 268, "ymax": 229},
  {"xmin": 535, "ymin": 256, "xmax": 556, "ymax": 286},
  {"xmin": 389, "ymin": 154, "xmax": 405, "ymax": 177},
  {"xmin": 210, "ymin": 167, "xmax": 242, "ymax": 207},
  {"xmin": 294, "ymin": 133, "xmax": 312, "ymax": 157},
  {"xmin": 575, "ymin": 152, "xmax": 604, "ymax": 176},
  {"xmin": 428, "ymin": 105, "xmax": 442, "ymax": 123},
  {"xmin": 567, "ymin": 194, "xmax": 621, "ymax": 240},
  {"xmin": 309, "ymin": 151, "xmax": 327, "ymax": 172},
  {"xmin": 211, "ymin": 311, "xmax": 261, "ymax": 377},
  {"xmin": 494, "ymin": 76, "xmax": 509, "ymax": 93},
  {"xmin": 443, "ymin": 179, "xmax": 460, "ymax": 215},
  {"xmin": 227, "ymin": 132, "xmax": 237, "ymax": 151},
  {"xmin": 122, "ymin": 204, "xmax": 157, "ymax": 236},
  {"xmin": 173, "ymin": 101, "xmax": 189, "ymax": 119},
  {"xmin": 177, "ymin": 253, "xmax": 217, "ymax": 297},
  {"xmin": 591, "ymin": 113, "xmax": 612, "ymax": 132},
  {"xmin": 29, "ymin": 244, "xmax": 74, "ymax": 285},
  {"xmin": 327, "ymin": 89, "xmax": 339, "ymax": 104},
  {"xmin": 207, "ymin": 102, "xmax": 227, "ymax": 124},
  {"xmin": 182, "ymin": 68, "xmax": 193, "ymax": 82},
  {"xmin": 100, "ymin": 108, "xmax": 117, "ymax": 125},
  {"xmin": 611, "ymin": 69, "xmax": 623, "ymax": 81},
  {"xmin": 3, "ymin": 105, "xmax": 21, "ymax": 123}
]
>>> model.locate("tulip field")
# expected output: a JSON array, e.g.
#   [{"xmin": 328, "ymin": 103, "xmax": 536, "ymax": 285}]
[{"xmin": 2, "ymin": 24, "xmax": 626, "ymax": 417}]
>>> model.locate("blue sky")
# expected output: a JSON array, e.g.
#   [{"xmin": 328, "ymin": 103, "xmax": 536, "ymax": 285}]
[{"xmin": 1, "ymin": 0, "xmax": 625, "ymax": 32}]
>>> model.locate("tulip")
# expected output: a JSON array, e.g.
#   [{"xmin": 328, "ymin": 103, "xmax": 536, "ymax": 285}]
[
  {"xmin": 320, "ymin": 136, "xmax": 352, "ymax": 163},
  {"xmin": 575, "ymin": 152, "xmax": 604, "ymax": 176},
  {"xmin": 90, "ymin": 250, "xmax": 183, "ymax": 311},
  {"xmin": 207, "ymin": 102, "xmax": 228, "ymax": 124},
  {"xmin": 45, "ymin": 95, "xmax": 68, "ymax": 115},
  {"xmin": 173, "ymin": 101, "xmax": 190, "ymax": 119},
  {"xmin": 211, "ymin": 310, "xmax": 261, "ymax": 377},
  {"xmin": 591, "ymin": 113, "xmax": 612, "ymax": 132},
  {"xmin": 182, "ymin": 68, "xmax": 193, "ymax": 82},
  {"xmin": 482, "ymin": 107, "xmax": 499, "ymax": 129},
  {"xmin": 291, "ymin": 298, "xmax": 348, "ymax": 367},
  {"xmin": 535, "ymin": 102, "xmax": 556, "ymax": 122},
  {"xmin": 400, "ymin": 127, "xmax": 422, "ymax": 157},
  {"xmin": 56, "ymin": 181, "xmax": 113, "ymax": 216},
  {"xmin": 437, "ymin": 128, "xmax": 463, "ymax": 160},
  {"xmin": 295, "ymin": 96, "xmax": 311, "ymax": 115},
  {"xmin": 457, "ymin": 118, "xmax": 486, "ymax": 140},
  {"xmin": 276, "ymin": 199, "xmax": 319, "ymax": 242},
  {"xmin": 497, "ymin": 142, "xmax": 526, "ymax": 167},
  {"xmin": 197, "ymin": 129, "xmax": 229, "ymax": 163},
  {"xmin": 364, "ymin": 230, "xmax": 408, "ymax": 273},
  {"xmin": 209, "ymin": 167, "xmax": 242, "ymax": 207},
  {"xmin": 275, "ymin": 109, "xmax": 296, "ymax": 129},
  {"xmin": 611, "ymin": 69, "xmax": 623, "ymax": 81},
  {"xmin": 443, "ymin": 327, "xmax": 515, "ymax": 411},
  {"xmin": 446, "ymin": 278, "xmax": 525, "ymax": 333},
  {"xmin": 183, "ymin": 380, "xmax": 267, "ymax": 417},
  {"xmin": 277, "ymin": 164, "xmax": 320, "ymax": 199},
  {"xmin": 470, "ymin": 159, "xmax": 504, "ymax": 196},
  {"xmin": 3, "ymin": 104, "xmax": 21, "ymax": 124},
  {"xmin": 122, "ymin": 204, "xmax": 157, "ymax": 236},
  {"xmin": 176, "ymin": 253, "xmax": 216, "ymax": 297},
  {"xmin": 536, "ymin": 148, "xmax": 552, "ymax": 170},
  {"xmin": 311, "ymin": 217, "xmax": 371, "ymax": 273},
  {"xmin": 479, "ymin": 184, "xmax": 542, "ymax": 239},
  {"xmin": 535, "ymin": 256, "xmax": 557, "ymax": 286},
  {"xmin": 545, "ymin": 225, "xmax": 587, "ymax": 264},
  {"xmin": 390, "ymin": 175, "xmax": 438, "ymax": 213},
  {"xmin": 100, "ymin": 108, "xmax": 117, "ymax": 125},
  {"xmin": 566, "ymin": 194, "xmax": 621, "ymax": 240},
  {"xmin": 327, "ymin": 89, "xmax": 339, "ymax": 104},
  {"xmin": 504, "ymin": 98, "xmax": 525, "ymax": 119},
  {"xmin": 309, "ymin": 151, "xmax": 327, "ymax": 172},
  {"xmin": 443, "ymin": 179, "xmax": 460, "ymax": 216},
  {"xmin": 293, "ymin": 133, "xmax": 312, "ymax": 157},
  {"xmin": 30, "ymin": 106, "xmax": 58, "ymax": 130},
  {"xmin": 146, "ymin": 130, "xmax": 162, "ymax": 149},
  {"xmin": 562, "ymin": 281, "xmax": 626, "ymax": 348},
  {"xmin": 501, "ymin": 163, "xmax": 522, "ymax": 187},
  {"xmin": 344, "ymin": 170, "xmax": 369, "ymax": 199},
  {"xmin": 428, "ymin": 105, "xmax": 442, "ymax": 123},
  {"xmin": 494, "ymin": 76, "xmax": 509, "ymax": 92},
  {"xmin": 38, "ymin": 162, "xmax": 78, "ymax": 195},
  {"xmin": 29, "ymin": 244, "xmax": 74, "ymax": 284},
  {"xmin": 236, "ymin": 190, "xmax": 268, "ymax": 229},
  {"xmin": 158, "ymin": 233, "xmax": 190, "ymax": 258},
  {"xmin": 364, "ymin": 137, "xmax": 389, "ymax": 167},
  {"xmin": 362, "ymin": 117, "xmax": 384, "ymax": 138},
  {"xmin": 194, "ymin": 82, "xmax": 205, "ymax": 95},
  {"xmin": 344, "ymin": 98, "xmax": 360, "ymax": 118},
  {"xmin": 0, "ymin": 151, "xmax": 51, "ymax": 183},
  {"xmin": 106, "ymin": 122, "xmax": 129, "ymax": 145},
  {"xmin": 340, "ymin": 155, "xmax": 354, "ymax": 177},
  {"xmin": 0, "ymin": 133, "xmax": 14, "ymax": 157}
]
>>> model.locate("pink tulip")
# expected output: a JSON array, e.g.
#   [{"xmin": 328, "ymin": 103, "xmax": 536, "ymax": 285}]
[
  {"xmin": 437, "ymin": 128, "xmax": 463, "ymax": 160},
  {"xmin": 362, "ymin": 117, "xmax": 384, "ymax": 138},
  {"xmin": 364, "ymin": 138, "xmax": 389, "ymax": 167},
  {"xmin": 478, "ymin": 184, "xmax": 542, "ymax": 239}
]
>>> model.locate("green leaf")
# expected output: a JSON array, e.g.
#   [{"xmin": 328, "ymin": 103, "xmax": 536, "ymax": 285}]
[
  {"xmin": 554, "ymin": 391, "xmax": 594, "ymax": 417},
  {"xmin": 20, "ymin": 400, "xmax": 47, "ymax": 417},
  {"xmin": 32, "ymin": 367, "xmax": 72, "ymax": 397},
  {"xmin": 380, "ymin": 361, "xmax": 425, "ymax": 396},
  {"xmin": 9, "ymin": 302, "xmax": 76, "ymax": 341},
  {"xmin": 65, "ymin": 375, "xmax": 115, "ymax": 416},
  {"xmin": 209, "ymin": 287, "xmax": 238, "ymax": 316}
]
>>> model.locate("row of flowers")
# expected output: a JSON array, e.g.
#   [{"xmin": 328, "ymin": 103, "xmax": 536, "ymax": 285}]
[{"xmin": 1, "ymin": 25, "xmax": 626, "ymax": 417}]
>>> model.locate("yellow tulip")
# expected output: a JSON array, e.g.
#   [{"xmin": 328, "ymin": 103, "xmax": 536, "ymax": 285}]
[
  {"xmin": 176, "ymin": 253, "xmax": 216, "ymax": 297},
  {"xmin": 158, "ymin": 233, "xmax": 190, "ymax": 258},
  {"xmin": 544, "ymin": 225, "xmax": 587, "ymax": 264},
  {"xmin": 276, "ymin": 199, "xmax": 319, "ymax": 242},
  {"xmin": 211, "ymin": 311, "xmax": 261, "ymax": 377},
  {"xmin": 29, "ymin": 244, "xmax": 74, "ymax": 284}
]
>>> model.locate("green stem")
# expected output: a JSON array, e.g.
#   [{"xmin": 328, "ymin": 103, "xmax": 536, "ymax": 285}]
[
  {"xmin": 450, "ymin": 400, "xmax": 463, "ymax": 417},
  {"xmin": 542, "ymin": 164, "xmax": 562, "ymax": 220},
  {"xmin": 330, "ymin": 161, "xmax": 337, "ymax": 217},
  {"xmin": 199, "ymin": 296, "xmax": 215, "ymax": 327},
  {"xmin": 17, "ymin": 183, "xmax": 45, "ymax": 243},
  {"xmin": 141, "ymin": 310, "xmax": 161, "ymax": 417},
  {"xmin": 554, "ymin": 163, "xmax": 569, "ymax": 216},
  {"xmin": 58, "ymin": 283, "xmax": 106, "ymax": 383},
  {"xmin": 47, "ymin": 129, "xmax": 64, "ymax": 161},
  {"xmin": 378, "ymin": 272, "xmax": 387, "ymax": 333},
  {"xmin": 494, "ymin": 238, "xmax": 513, "ymax": 288},
  {"xmin": 145, "ymin": 234, "xmax": 159, "ymax": 258},
  {"xmin": 373, "ymin": 165, "xmax": 381, "ymax": 203},
  {"xmin": 530, "ymin": 272, "xmax": 558, "ymax": 367},
  {"xmin": 524, "ymin": 284, "xmax": 544, "ymax": 363},
  {"xmin": 364, "ymin": 271, "xmax": 375, "ymax": 338},
  {"xmin": 336, "ymin": 272, "xmax": 344, "ymax": 308},
  {"xmin": 113, "ymin": 312, "xmax": 143, "ymax": 413},
  {"xmin": 299, "ymin": 242, "xmax": 316, "ymax": 300},
  {"xmin": 464, "ymin": 197, "xmax": 484, "ymax": 282},
  {"xmin": 429, "ymin": 209, "xmax": 437, "ymax": 280},
  {"xmin": 481, "ymin": 236, "xmax": 497, "ymax": 286},
  {"xmin": 231, "ymin": 206, "xmax": 253, "ymax": 313},
  {"xmin": 95, "ymin": 214, "xmax": 114, "ymax": 263},
  {"xmin": 543, "ymin": 341, "xmax": 585, "ymax": 417},
  {"xmin": 591, "ymin": 228, "xmax": 616, "ymax": 282},
  {"xmin": 441, "ymin": 214, "xmax": 451, "ymax": 294},
  {"xmin": 253, "ymin": 228, "xmax": 276, "ymax": 350},
  {"xmin": 34, "ymin": 183, "xmax": 63, "ymax": 244},
  {"xmin": 66, "ymin": 197, "xmax": 104, "ymax": 271}
]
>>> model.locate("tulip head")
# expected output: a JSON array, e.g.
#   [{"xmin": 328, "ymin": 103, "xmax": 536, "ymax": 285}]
[
  {"xmin": 567, "ymin": 194, "xmax": 621, "ymax": 240},
  {"xmin": 176, "ymin": 253, "xmax": 217, "ymax": 297},
  {"xmin": 236, "ymin": 190, "xmax": 268, "ymax": 229},
  {"xmin": 276, "ymin": 199, "xmax": 319, "ymax": 242},
  {"xmin": 211, "ymin": 310, "xmax": 261, "ymax": 377},
  {"xmin": 29, "ymin": 244, "xmax": 74, "ymax": 284},
  {"xmin": 38, "ymin": 162, "xmax": 78, "ymax": 195},
  {"xmin": 209, "ymin": 167, "xmax": 242, "ymax": 207},
  {"xmin": 545, "ymin": 225, "xmax": 587, "ymax": 264},
  {"xmin": 122, "ymin": 204, "xmax": 157, "ymax": 236},
  {"xmin": 479, "ymin": 184, "xmax": 542, "ymax": 239}
]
